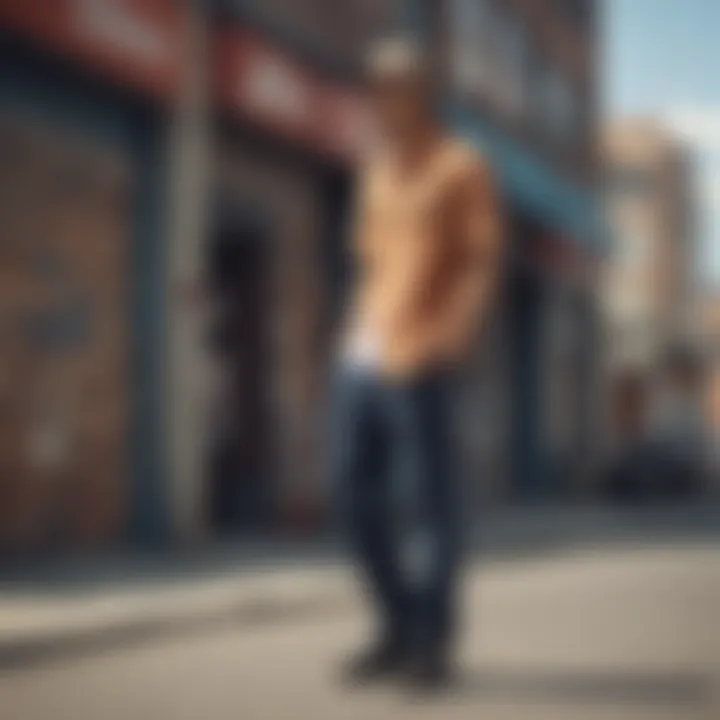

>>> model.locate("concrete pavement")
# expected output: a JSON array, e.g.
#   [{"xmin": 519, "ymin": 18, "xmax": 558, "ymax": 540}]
[
  {"xmin": 1, "ymin": 545, "xmax": 718, "ymax": 720},
  {"xmin": 0, "ymin": 504, "xmax": 718, "ymax": 670},
  {"xmin": 0, "ymin": 564, "xmax": 353, "ymax": 670}
]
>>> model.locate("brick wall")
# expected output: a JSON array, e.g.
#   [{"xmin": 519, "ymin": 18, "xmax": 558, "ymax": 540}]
[{"xmin": 0, "ymin": 114, "xmax": 130, "ymax": 553}]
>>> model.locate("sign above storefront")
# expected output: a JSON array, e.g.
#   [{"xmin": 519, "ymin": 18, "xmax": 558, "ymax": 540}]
[
  {"xmin": 0, "ymin": 0, "xmax": 184, "ymax": 98},
  {"xmin": 213, "ymin": 29, "xmax": 371, "ymax": 162}
]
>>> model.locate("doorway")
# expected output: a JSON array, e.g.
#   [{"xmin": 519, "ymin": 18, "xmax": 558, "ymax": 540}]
[
  {"xmin": 506, "ymin": 212, "xmax": 547, "ymax": 502},
  {"xmin": 206, "ymin": 214, "xmax": 272, "ymax": 534}
]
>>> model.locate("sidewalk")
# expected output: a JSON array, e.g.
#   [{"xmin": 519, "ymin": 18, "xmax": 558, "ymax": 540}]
[
  {"xmin": 0, "ymin": 562, "xmax": 353, "ymax": 670},
  {"xmin": 1, "ymin": 504, "xmax": 718, "ymax": 670}
]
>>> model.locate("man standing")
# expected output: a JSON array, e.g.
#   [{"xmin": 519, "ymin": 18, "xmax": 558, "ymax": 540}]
[{"xmin": 332, "ymin": 38, "xmax": 503, "ymax": 688}]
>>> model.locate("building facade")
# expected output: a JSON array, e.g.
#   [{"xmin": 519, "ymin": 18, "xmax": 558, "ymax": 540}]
[
  {"xmin": 699, "ymin": 290, "xmax": 720, "ymax": 441},
  {"xmin": 602, "ymin": 120, "xmax": 697, "ymax": 371},
  {"xmin": 183, "ymin": 0, "xmax": 605, "ymax": 530},
  {"xmin": 0, "ymin": 0, "xmax": 603, "ymax": 554},
  {"xmin": 0, "ymin": 0, "xmax": 183, "ymax": 552},
  {"xmin": 430, "ymin": 0, "xmax": 603, "ymax": 500}
]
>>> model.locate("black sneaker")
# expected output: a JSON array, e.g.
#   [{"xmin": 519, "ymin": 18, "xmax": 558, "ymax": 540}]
[{"xmin": 342, "ymin": 638, "xmax": 408, "ymax": 685}]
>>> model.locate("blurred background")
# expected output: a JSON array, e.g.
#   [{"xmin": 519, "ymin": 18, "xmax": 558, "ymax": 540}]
[
  {"xmin": 0, "ymin": 0, "xmax": 717, "ymax": 554},
  {"xmin": 0, "ymin": 2, "xmax": 718, "ymax": 717}
]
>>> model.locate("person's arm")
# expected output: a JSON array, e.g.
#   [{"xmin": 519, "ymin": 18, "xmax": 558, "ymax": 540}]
[{"xmin": 437, "ymin": 155, "xmax": 504, "ymax": 359}]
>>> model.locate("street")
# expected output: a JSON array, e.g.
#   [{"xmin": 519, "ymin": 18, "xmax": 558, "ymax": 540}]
[{"xmin": 1, "ymin": 544, "xmax": 718, "ymax": 720}]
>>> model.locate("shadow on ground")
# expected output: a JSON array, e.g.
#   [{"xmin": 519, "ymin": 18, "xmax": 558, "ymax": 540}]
[
  {"xmin": 443, "ymin": 666, "xmax": 716, "ymax": 709},
  {"xmin": 0, "ymin": 594, "xmax": 351, "ymax": 675}
]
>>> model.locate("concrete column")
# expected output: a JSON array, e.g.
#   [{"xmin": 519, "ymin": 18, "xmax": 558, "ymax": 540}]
[{"xmin": 164, "ymin": 0, "xmax": 212, "ymax": 542}]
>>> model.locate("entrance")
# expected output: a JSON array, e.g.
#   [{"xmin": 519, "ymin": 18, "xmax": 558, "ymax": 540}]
[
  {"xmin": 506, "ymin": 211, "xmax": 547, "ymax": 501},
  {"xmin": 507, "ymin": 264, "xmax": 544, "ymax": 499},
  {"xmin": 206, "ymin": 214, "xmax": 272, "ymax": 534}
]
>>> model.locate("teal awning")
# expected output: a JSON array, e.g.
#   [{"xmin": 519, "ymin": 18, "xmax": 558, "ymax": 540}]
[{"xmin": 445, "ymin": 104, "xmax": 607, "ymax": 252}]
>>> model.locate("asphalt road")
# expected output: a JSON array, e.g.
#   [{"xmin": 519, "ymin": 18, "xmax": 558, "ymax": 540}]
[{"xmin": 1, "ymin": 545, "xmax": 719, "ymax": 720}]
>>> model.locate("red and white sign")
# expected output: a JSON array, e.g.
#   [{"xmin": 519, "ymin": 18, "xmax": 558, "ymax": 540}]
[
  {"xmin": 0, "ymin": 0, "xmax": 185, "ymax": 98},
  {"xmin": 214, "ymin": 29, "xmax": 371, "ymax": 162}
]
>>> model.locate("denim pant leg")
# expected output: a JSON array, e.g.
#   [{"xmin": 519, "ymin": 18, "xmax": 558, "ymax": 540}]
[
  {"xmin": 388, "ymin": 372, "xmax": 460, "ymax": 651},
  {"xmin": 330, "ymin": 366, "xmax": 409, "ymax": 642}
]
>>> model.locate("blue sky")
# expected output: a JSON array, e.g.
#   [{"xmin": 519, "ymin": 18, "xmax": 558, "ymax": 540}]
[{"xmin": 603, "ymin": 0, "xmax": 720, "ymax": 285}]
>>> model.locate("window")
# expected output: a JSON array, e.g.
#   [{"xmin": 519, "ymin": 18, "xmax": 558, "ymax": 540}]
[
  {"xmin": 492, "ymin": 10, "xmax": 528, "ymax": 118},
  {"xmin": 451, "ymin": 0, "xmax": 492, "ymax": 96},
  {"xmin": 450, "ymin": 0, "xmax": 527, "ymax": 119},
  {"xmin": 563, "ymin": 0, "xmax": 594, "ymax": 30},
  {"xmin": 534, "ymin": 64, "xmax": 579, "ymax": 143}
]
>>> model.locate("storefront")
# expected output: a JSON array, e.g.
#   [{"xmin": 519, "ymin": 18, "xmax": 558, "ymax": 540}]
[
  {"xmin": 0, "ymin": 2, "xmax": 604, "ymax": 552},
  {"xmin": 0, "ymin": 0, "xmax": 184, "ymax": 552},
  {"xmin": 532, "ymin": 232, "xmax": 598, "ymax": 497},
  {"xmin": 195, "ymin": 27, "xmax": 365, "ymax": 535}
]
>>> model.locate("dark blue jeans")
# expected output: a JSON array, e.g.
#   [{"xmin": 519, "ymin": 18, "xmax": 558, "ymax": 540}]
[{"xmin": 330, "ymin": 364, "xmax": 461, "ymax": 652}]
